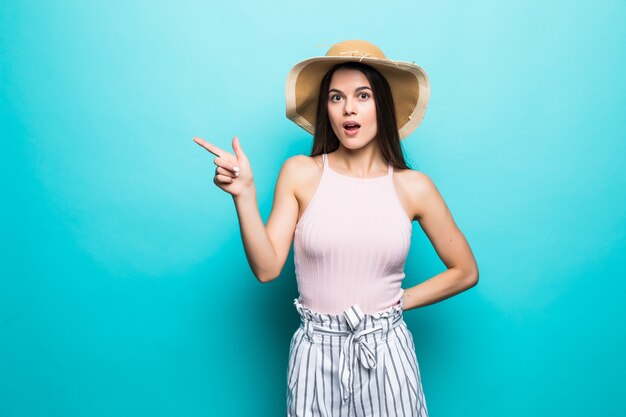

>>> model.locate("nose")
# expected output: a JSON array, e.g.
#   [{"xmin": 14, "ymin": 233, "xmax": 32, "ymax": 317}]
[{"xmin": 343, "ymin": 97, "xmax": 357, "ymax": 116}]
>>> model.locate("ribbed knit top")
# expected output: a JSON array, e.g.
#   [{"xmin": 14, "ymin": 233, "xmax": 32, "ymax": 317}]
[{"xmin": 294, "ymin": 153, "xmax": 413, "ymax": 315}]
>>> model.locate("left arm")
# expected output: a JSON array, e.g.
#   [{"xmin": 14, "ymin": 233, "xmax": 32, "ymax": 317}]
[{"xmin": 400, "ymin": 171, "xmax": 479, "ymax": 311}]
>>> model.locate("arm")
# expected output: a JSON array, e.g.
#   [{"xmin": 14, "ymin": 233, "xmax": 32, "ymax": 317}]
[
  {"xmin": 193, "ymin": 136, "xmax": 300, "ymax": 283},
  {"xmin": 401, "ymin": 172, "xmax": 479, "ymax": 311},
  {"xmin": 233, "ymin": 157, "xmax": 301, "ymax": 282}
]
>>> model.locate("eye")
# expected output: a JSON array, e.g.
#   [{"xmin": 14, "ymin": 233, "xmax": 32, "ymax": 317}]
[
  {"xmin": 329, "ymin": 94, "xmax": 342, "ymax": 102},
  {"xmin": 359, "ymin": 92, "xmax": 371, "ymax": 100}
]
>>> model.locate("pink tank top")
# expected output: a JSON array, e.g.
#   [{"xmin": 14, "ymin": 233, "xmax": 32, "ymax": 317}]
[{"xmin": 294, "ymin": 153, "xmax": 413, "ymax": 315}]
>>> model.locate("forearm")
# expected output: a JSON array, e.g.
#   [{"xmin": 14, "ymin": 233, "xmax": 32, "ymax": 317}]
[
  {"xmin": 402, "ymin": 267, "xmax": 478, "ymax": 311},
  {"xmin": 232, "ymin": 185, "xmax": 279, "ymax": 282}
]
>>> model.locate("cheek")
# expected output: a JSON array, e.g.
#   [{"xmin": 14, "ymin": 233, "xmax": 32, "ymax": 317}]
[
  {"xmin": 366, "ymin": 104, "xmax": 377, "ymax": 123},
  {"xmin": 327, "ymin": 106, "xmax": 341, "ymax": 125}
]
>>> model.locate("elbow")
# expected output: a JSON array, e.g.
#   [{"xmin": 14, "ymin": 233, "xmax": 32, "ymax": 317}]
[
  {"xmin": 465, "ymin": 268, "xmax": 479, "ymax": 288},
  {"xmin": 257, "ymin": 275, "xmax": 278, "ymax": 284},
  {"xmin": 255, "ymin": 269, "xmax": 280, "ymax": 284}
]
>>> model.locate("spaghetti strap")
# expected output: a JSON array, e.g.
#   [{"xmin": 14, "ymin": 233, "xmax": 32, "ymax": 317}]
[
  {"xmin": 322, "ymin": 153, "xmax": 328, "ymax": 167},
  {"xmin": 387, "ymin": 161, "xmax": 393, "ymax": 177}
]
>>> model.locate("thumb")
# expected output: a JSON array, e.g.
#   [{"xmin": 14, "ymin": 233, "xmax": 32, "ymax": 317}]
[{"xmin": 232, "ymin": 136, "xmax": 247, "ymax": 161}]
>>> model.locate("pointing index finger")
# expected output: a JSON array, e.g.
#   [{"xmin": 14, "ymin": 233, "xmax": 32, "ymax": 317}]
[{"xmin": 193, "ymin": 136, "xmax": 230, "ymax": 159}]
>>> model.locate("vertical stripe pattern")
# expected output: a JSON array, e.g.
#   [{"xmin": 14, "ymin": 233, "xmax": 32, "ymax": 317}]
[{"xmin": 286, "ymin": 298, "xmax": 428, "ymax": 417}]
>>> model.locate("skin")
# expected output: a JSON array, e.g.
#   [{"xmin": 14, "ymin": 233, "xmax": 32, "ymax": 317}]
[{"xmin": 193, "ymin": 68, "xmax": 478, "ymax": 311}]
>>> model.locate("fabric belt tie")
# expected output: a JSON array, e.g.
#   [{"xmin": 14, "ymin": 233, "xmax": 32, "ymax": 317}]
[
  {"xmin": 293, "ymin": 297, "xmax": 404, "ymax": 413},
  {"xmin": 336, "ymin": 305, "xmax": 381, "ymax": 402}
]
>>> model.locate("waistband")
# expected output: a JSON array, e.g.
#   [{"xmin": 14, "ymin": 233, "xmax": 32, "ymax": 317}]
[{"xmin": 293, "ymin": 298, "xmax": 405, "ymax": 402}]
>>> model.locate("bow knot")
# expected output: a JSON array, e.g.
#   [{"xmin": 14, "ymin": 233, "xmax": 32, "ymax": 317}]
[{"xmin": 338, "ymin": 306, "xmax": 382, "ymax": 402}]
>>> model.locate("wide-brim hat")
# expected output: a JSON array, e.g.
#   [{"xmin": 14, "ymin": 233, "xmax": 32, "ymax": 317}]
[{"xmin": 285, "ymin": 40, "xmax": 430, "ymax": 140}]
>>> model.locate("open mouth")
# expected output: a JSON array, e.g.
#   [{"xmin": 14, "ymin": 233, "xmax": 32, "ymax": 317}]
[{"xmin": 343, "ymin": 121, "xmax": 361, "ymax": 133}]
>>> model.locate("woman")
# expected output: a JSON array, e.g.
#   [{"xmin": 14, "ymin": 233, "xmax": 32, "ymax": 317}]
[{"xmin": 194, "ymin": 40, "xmax": 479, "ymax": 417}]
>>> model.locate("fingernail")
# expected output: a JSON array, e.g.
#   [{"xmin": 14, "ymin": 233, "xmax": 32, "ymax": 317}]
[
  {"xmin": 235, "ymin": 172, "xmax": 240, "ymax": 177},
  {"xmin": 233, "ymin": 166, "xmax": 240, "ymax": 172}
]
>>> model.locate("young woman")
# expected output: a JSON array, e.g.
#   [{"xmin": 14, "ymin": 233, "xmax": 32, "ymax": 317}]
[{"xmin": 194, "ymin": 40, "xmax": 479, "ymax": 417}]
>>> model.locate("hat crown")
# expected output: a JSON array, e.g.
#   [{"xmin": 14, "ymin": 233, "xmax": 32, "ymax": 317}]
[{"xmin": 325, "ymin": 40, "xmax": 387, "ymax": 60}]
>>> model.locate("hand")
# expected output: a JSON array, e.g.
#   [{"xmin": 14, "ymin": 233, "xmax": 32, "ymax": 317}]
[{"xmin": 193, "ymin": 135, "xmax": 254, "ymax": 198}]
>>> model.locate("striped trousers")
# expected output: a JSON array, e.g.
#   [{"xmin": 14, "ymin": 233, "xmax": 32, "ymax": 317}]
[{"xmin": 286, "ymin": 298, "xmax": 428, "ymax": 417}]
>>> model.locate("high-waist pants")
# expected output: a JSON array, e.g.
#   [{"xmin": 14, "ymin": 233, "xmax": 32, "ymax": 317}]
[{"xmin": 286, "ymin": 298, "xmax": 428, "ymax": 417}]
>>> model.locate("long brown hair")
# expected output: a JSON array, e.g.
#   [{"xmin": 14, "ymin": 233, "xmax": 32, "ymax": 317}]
[{"xmin": 310, "ymin": 62, "xmax": 411, "ymax": 169}]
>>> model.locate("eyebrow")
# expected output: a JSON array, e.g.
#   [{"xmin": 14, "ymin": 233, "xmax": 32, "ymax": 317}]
[{"xmin": 328, "ymin": 86, "xmax": 372, "ymax": 94}]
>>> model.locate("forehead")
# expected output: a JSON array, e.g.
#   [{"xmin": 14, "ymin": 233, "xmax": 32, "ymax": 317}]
[{"xmin": 328, "ymin": 68, "xmax": 371, "ymax": 89}]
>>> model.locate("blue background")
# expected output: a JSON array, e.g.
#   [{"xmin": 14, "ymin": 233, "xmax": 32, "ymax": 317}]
[{"xmin": 1, "ymin": 0, "xmax": 625, "ymax": 416}]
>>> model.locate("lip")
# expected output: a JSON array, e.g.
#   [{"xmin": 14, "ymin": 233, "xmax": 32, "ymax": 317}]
[
  {"xmin": 342, "ymin": 120, "xmax": 361, "ymax": 129},
  {"xmin": 342, "ymin": 120, "xmax": 361, "ymax": 137}
]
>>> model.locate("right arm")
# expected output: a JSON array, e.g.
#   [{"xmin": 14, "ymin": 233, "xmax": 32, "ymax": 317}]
[
  {"xmin": 232, "ymin": 156, "xmax": 300, "ymax": 282},
  {"xmin": 193, "ymin": 135, "xmax": 301, "ymax": 282}
]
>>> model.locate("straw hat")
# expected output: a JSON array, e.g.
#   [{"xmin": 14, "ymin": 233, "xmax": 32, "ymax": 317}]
[{"xmin": 285, "ymin": 40, "xmax": 430, "ymax": 140}]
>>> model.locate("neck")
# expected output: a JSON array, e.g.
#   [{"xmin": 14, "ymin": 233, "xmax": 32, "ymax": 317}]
[{"xmin": 331, "ymin": 143, "xmax": 387, "ymax": 177}]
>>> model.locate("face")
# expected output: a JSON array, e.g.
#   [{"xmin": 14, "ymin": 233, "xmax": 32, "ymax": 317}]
[{"xmin": 326, "ymin": 68, "xmax": 377, "ymax": 149}]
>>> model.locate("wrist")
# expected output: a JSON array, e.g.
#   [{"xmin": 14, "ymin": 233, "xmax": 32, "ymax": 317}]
[{"xmin": 233, "ymin": 184, "xmax": 257, "ymax": 204}]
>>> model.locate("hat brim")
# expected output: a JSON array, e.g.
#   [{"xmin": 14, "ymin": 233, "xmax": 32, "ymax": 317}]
[{"xmin": 285, "ymin": 56, "xmax": 430, "ymax": 140}]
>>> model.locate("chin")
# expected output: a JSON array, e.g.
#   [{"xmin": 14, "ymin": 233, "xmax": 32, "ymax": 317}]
[
  {"xmin": 341, "ymin": 143, "xmax": 373, "ymax": 152},
  {"xmin": 339, "ymin": 136, "xmax": 376, "ymax": 149},
  {"xmin": 332, "ymin": 127, "xmax": 377, "ymax": 149}
]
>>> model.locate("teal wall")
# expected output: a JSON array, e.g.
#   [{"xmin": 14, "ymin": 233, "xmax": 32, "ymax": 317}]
[{"xmin": 1, "ymin": 1, "xmax": 625, "ymax": 416}]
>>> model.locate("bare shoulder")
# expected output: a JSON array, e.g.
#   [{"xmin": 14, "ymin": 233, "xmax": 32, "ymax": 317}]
[
  {"xmin": 396, "ymin": 168, "xmax": 436, "ymax": 193},
  {"xmin": 393, "ymin": 167, "xmax": 441, "ymax": 220},
  {"xmin": 278, "ymin": 154, "xmax": 324, "ymax": 220},
  {"xmin": 279, "ymin": 154, "xmax": 323, "ymax": 188}
]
